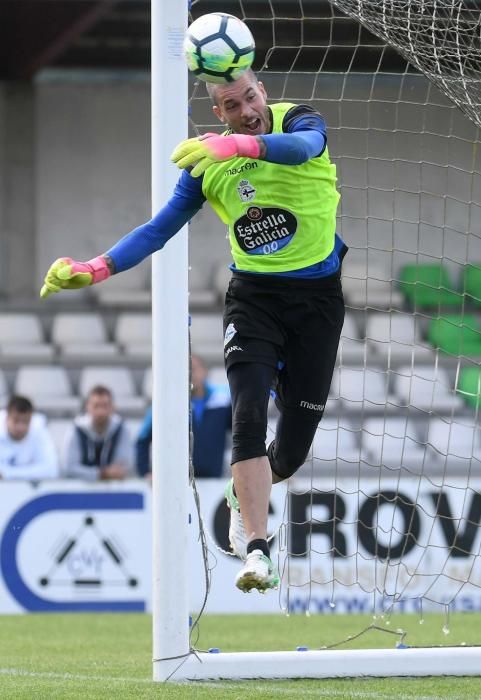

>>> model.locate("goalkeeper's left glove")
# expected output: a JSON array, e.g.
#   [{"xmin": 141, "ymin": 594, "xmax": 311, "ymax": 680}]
[
  {"xmin": 171, "ymin": 132, "xmax": 261, "ymax": 177},
  {"xmin": 40, "ymin": 255, "xmax": 111, "ymax": 299}
]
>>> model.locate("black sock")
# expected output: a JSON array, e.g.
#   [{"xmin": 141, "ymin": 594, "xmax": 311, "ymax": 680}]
[{"xmin": 247, "ymin": 538, "xmax": 270, "ymax": 558}]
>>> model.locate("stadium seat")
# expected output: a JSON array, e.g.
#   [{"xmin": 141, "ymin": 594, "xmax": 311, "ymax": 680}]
[
  {"xmin": 0, "ymin": 369, "xmax": 8, "ymax": 408},
  {"xmin": 47, "ymin": 418, "xmax": 71, "ymax": 459},
  {"xmin": 427, "ymin": 314, "xmax": 481, "ymax": 357},
  {"xmin": 92, "ymin": 260, "xmax": 151, "ymax": 308},
  {"xmin": 427, "ymin": 417, "xmax": 481, "ymax": 463},
  {"xmin": 78, "ymin": 366, "xmax": 146, "ymax": 415},
  {"xmin": 213, "ymin": 262, "xmax": 232, "ymax": 302},
  {"xmin": 457, "ymin": 366, "xmax": 481, "ymax": 410},
  {"xmin": 360, "ymin": 416, "xmax": 428, "ymax": 473},
  {"xmin": 330, "ymin": 366, "xmax": 395, "ymax": 411},
  {"xmin": 310, "ymin": 418, "xmax": 361, "ymax": 471},
  {"xmin": 189, "ymin": 263, "xmax": 217, "ymax": 310},
  {"xmin": 52, "ymin": 313, "xmax": 117, "ymax": 361},
  {"xmin": 15, "ymin": 365, "xmax": 81, "ymax": 416},
  {"xmin": 190, "ymin": 313, "xmax": 224, "ymax": 364},
  {"xmin": 398, "ymin": 263, "xmax": 462, "ymax": 308},
  {"xmin": 337, "ymin": 314, "xmax": 368, "ymax": 364},
  {"xmin": 115, "ymin": 313, "xmax": 152, "ymax": 361},
  {"xmin": 462, "ymin": 264, "xmax": 481, "ymax": 306},
  {"xmin": 0, "ymin": 313, "xmax": 54, "ymax": 362},
  {"xmin": 393, "ymin": 364, "xmax": 463, "ymax": 413},
  {"xmin": 365, "ymin": 311, "xmax": 429, "ymax": 362},
  {"xmin": 142, "ymin": 367, "xmax": 152, "ymax": 400},
  {"xmin": 341, "ymin": 259, "xmax": 403, "ymax": 310}
]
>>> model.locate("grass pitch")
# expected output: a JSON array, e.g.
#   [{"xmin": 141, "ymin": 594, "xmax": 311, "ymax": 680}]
[{"xmin": 1, "ymin": 613, "xmax": 481, "ymax": 699}]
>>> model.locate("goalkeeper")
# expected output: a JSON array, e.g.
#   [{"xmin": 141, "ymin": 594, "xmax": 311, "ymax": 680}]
[{"xmin": 41, "ymin": 69, "xmax": 346, "ymax": 594}]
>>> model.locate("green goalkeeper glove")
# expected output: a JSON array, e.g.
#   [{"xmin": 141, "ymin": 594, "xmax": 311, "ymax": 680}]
[{"xmin": 40, "ymin": 256, "xmax": 111, "ymax": 299}]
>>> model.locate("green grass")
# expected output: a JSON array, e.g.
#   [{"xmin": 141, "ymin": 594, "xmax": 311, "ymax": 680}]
[{"xmin": 1, "ymin": 613, "xmax": 481, "ymax": 698}]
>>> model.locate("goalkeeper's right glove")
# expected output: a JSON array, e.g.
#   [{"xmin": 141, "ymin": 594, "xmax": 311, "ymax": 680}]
[
  {"xmin": 40, "ymin": 255, "xmax": 111, "ymax": 299},
  {"xmin": 171, "ymin": 132, "xmax": 261, "ymax": 177}
]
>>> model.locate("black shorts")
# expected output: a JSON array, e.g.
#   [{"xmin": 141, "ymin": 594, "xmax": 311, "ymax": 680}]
[{"xmin": 223, "ymin": 270, "xmax": 345, "ymax": 413}]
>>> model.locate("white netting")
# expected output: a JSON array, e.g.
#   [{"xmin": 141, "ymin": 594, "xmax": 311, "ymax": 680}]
[
  {"xmin": 330, "ymin": 0, "xmax": 481, "ymax": 130},
  {"xmin": 189, "ymin": 0, "xmax": 481, "ymax": 623}
]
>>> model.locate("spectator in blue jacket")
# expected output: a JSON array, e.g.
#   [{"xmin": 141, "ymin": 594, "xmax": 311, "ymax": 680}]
[{"xmin": 136, "ymin": 354, "xmax": 231, "ymax": 479}]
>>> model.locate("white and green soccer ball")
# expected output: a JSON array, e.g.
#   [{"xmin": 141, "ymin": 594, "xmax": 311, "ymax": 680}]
[{"xmin": 183, "ymin": 12, "xmax": 255, "ymax": 84}]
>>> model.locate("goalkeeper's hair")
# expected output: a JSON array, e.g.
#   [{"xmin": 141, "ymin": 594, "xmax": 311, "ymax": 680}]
[{"xmin": 206, "ymin": 69, "xmax": 258, "ymax": 105}]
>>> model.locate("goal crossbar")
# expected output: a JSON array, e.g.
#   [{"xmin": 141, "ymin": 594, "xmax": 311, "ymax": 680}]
[{"xmin": 155, "ymin": 647, "xmax": 481, "ymax": 681}]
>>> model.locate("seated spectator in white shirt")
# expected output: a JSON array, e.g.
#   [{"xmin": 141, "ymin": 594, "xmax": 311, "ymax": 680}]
[
  {"xmin": 63, "ymin": 384, "xmax": 134, "ymax": 481},
  {"xmin": 0, "ymin": 395, "xmax": 58, "ymax": 480}
]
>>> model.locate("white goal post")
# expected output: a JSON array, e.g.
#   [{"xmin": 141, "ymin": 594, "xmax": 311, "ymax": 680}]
[{"xmin": 152, "ymin": 0, "xmax": 481, "ymax": 682}]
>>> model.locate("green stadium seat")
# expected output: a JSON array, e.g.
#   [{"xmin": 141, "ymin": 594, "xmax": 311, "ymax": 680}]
[
  {"xmin": 462, "ymin": 264, "xmax": 481, "ymax": 306},
  {"xmin": 398, "ymin": 263, "xmax": 462, "ymax": 308},
  {"xmin": 428, "ymin": 314, "xmax": 481, "ymax": 356},
  {"xmin": 458, "ymin": 367, "xmax": 481, "ymax": 410}
]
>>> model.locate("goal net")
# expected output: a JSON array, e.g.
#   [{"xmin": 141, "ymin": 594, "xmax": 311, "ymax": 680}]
[{"xmin": 155, "ymin": 0, "xmax": 481, "ymax": 681}]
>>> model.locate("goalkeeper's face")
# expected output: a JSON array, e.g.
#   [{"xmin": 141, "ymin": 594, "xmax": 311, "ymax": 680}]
[{"xmin": 212, "ymin": 72, "xmax": 270, "ymax": 136}]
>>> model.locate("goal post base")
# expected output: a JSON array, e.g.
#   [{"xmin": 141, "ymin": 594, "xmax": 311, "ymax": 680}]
[{"xmin": 154, "ymin": 646, "xmax": 481, "ymax": 681}]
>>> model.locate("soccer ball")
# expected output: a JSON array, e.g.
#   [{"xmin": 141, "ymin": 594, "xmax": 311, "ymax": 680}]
[{"xmin": 183, "ymin": 13, "xmax": 255, "ymax": 84}]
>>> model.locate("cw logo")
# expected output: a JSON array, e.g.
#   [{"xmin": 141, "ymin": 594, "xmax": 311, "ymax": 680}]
[{"xmin": 0, "ymin": 492, "xmax": 144, "ymax": 612}]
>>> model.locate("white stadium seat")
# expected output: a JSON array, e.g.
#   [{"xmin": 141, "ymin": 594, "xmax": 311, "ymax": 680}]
[
  {"xmin": 213, "ymin": 263, "xmax": 232, "ymax": 301},
  {"xmin": 330, "ymin": 366, "xmax": 395, "ymax": 412},
  {"xmin": 0, "ymin": 313, "xmax": 54, "ymax": 362},
  {"xmin": 142, "ymin": 367, "xmax": 152, "ymax": 400},
  {"xmin": 115, "ymin": 313, "xmax": 152, "ymax": 361},
  {"xmin": 47, "ymin": 418, "xmax": 71, "ymax": 458},
  {"xmin": 190, "ymin": 313, "xmax": 224, "ymax": 364},
  {"xmin": 360, "ymin": 416, "xmax": 428, "ymax": 472},
  {"xmin": 0, "ymin": 369, "xmax": 9, "ymax": 408},
  {"xmin": 365, "ymin": 312, "xmax": 431, "ymax": 362},
  {"xmin": 79, "ymin": 366, "xmax": 146, "ymax": 415},
  {"xmin": 427, "ymin": 418, "xmax": 481, "ymax": 462},
  {"xmin": 341, "ymin": 259, "xmax": 403, "ymax": 310},
  {"xmin": 92, "ymin": 260, "xmax": 151, "ymax": 308},
  {"xmin": 52, "ymin": 313, "xmax": 117, "ymax": 361},
  {"xmin": 337, "ymin": 313, "xmax": 368, "ymax": 364},
  {"xmin": 189, "ymin": 264, "xmax": 217, "ymax": 310},
  {"xmin": 311, "ymin": 418, "xmax": 360, "ymax": 466},
  {"xmin": 15, "ymin": 365, "xmax": 81, "ymax": 416},
  {"xmin": 393, "ymin": 364, "xmax": 464, "ymax": 413}
]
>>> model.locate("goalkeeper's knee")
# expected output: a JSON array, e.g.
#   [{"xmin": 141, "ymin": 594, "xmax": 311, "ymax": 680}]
[{"xmin": 267, "ymin": 411, "xmax": 320, "ymax": 481}]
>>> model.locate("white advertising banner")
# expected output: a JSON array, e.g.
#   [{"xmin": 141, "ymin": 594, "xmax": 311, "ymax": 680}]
[{"xmin": 1, "ymin": 478, "xmax": 481, "ymax": 614}]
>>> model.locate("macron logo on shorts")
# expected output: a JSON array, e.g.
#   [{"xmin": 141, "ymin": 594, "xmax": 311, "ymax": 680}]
[
  {"xmin": 225, "ymin": 344, "xmax": 243, "ymax": 358},
  {"xmin": 224, "ymin": 322, "xmax": 237, "ymax": 347},
  {"xmin": 300, "ymin": 400, "xmax": 325, "ymax": 411}
]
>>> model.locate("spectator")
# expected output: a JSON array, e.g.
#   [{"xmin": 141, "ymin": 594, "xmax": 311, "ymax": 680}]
[
  {"xmin": 136, "ymin": 355, "xmax": 231, "ymax": 479},
  {"xmin": 0, "ymin": 395, "xmax": 58, "ymax": 480},
  {"xmin": 63, "ymin": 385, "xmax": 134, "ymax": 481}
]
